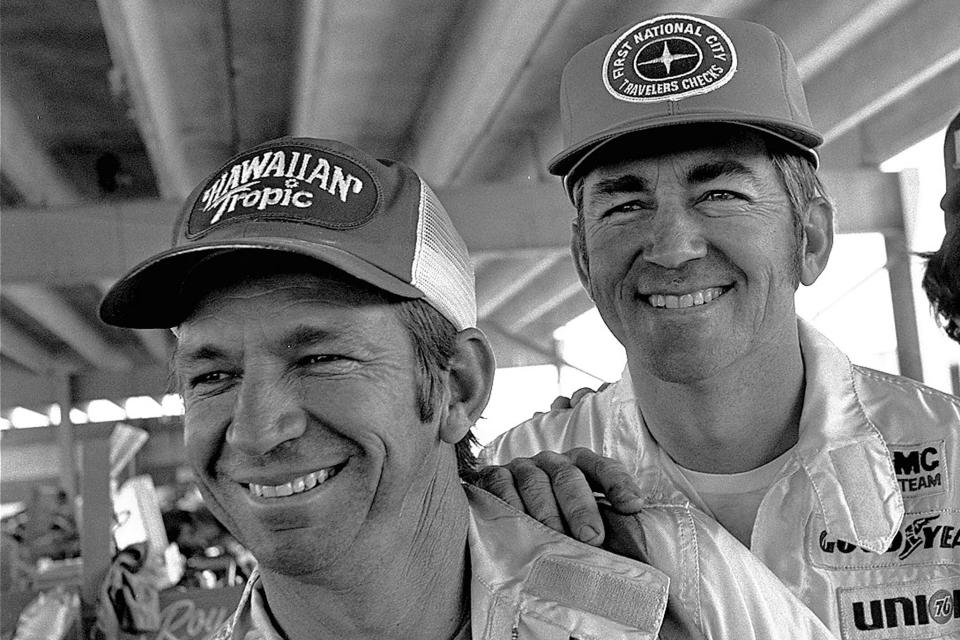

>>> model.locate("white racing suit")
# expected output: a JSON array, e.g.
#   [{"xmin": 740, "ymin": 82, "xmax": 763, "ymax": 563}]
[
  {"xmin": 483, "ymin": 319, "xmax": 960, "ymax": 639},
  {"xmin": 208, "ymin": 484, "xmax": 833, "ymax": 638}
]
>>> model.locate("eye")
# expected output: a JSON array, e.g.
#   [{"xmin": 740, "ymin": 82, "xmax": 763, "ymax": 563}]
[
  {"xmin": 298, "ymin": 353, "xmax": 344, "ymax": 366},
  {"xmin": 699, "ymin": 190, "xmax": 747, "ymax": 203},
  {"xmin": 599, "ymin": 199, "xmax": 650, "ymax": 219},
  {"xmin": 189, "ymin": 370, "xmax": 234, "ymax": 388}
]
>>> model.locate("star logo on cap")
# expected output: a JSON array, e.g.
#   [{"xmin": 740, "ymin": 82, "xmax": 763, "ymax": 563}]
[
  {"xmin": 640, "ymin": 41, "xmax": 699, "ymax": 76},
  {"xmin": 602, "ymin": 14, "xmax": 737, "ymax": 103}
]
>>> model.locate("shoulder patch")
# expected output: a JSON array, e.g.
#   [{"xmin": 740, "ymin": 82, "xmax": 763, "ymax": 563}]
[
  {"xmin": 602, "ymin": 14, "xmax": 737, "ymax": 103},
  {"xmin": 890, "ymin": 440, "xmax": 948, "ymax": 499},
  {"xmin": 837, "ymin": 574, "xmax": 960, "ymax": 639}
]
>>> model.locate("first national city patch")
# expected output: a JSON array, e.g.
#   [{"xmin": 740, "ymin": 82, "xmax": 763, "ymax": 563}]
[{"xmin": 602, "ymin": 14, "xmax": 737, "ymax": 103}]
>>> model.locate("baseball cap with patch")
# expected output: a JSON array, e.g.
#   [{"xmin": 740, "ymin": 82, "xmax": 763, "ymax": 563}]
[
  {"xmin": 550, "ymin": 13, "xmax": 823, "ymax": 193},
  {"xmin": 942, "ymin": 110, "xmax": 960, "ymax": 216},
  {"xmin": 99, "ymin": 137, "xmax": 476, "ymax": 330}
]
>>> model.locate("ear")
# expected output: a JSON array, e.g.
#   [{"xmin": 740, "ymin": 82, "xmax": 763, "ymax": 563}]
[
  {"xmin": 799, "ymin": 197, "xmax": 834, "ymax": 286},
  {"xmin": 570, "ymin": 219, "xmax": 593, "ymax": 297},
  {"xmin": 439, "ymin": 328, "xmax": 496, "ymax": 444}
]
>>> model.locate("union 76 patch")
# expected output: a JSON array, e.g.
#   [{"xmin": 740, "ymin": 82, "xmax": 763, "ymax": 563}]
[{"xmin": 602, "ymin": 14, "xmax": 737, "ymax": 103}]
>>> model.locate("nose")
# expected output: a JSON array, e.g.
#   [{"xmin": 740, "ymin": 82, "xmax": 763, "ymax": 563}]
[
  {"xmin": 642, "ymin": 206, "xmax": 707, "ymax": 269},
  {"xmin": 227, "ymin": 377, "xmax": 307, "ymax": 455}
]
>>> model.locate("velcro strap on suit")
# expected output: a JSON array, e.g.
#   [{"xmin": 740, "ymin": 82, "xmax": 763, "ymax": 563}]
[{"xmin": 525, "ymin": 556, "xmax": 667, "ymax": 632}]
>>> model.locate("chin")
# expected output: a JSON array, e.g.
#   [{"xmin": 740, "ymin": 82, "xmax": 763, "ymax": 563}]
[
  {"xmin": 254, "ymin": 533, "xmax": 335, "ymax": 577},
  {"xmin": 639, "ymin": 346, "xmax": 731, "ymax": 384}
]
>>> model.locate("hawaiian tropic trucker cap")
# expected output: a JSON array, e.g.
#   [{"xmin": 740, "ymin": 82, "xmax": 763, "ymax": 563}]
[
  {"xmin": 99, "ymin": 137, "xmax": 476, "ymax": 330},
  {"xmin": 942, "ymin": 110, "xmax": 960, "ymax": 216},
  {"xmin": 549, "ymin": 13, "xmax": 823, "ymax": 193}
]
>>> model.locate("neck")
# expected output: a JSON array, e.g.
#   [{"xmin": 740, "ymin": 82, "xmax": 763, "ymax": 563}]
[
  {"xmin": 259, "ymin": 462, "xmax": 471, "ymax": 640},
  {"xmin": 631, "ymin": 323, "xmax": 805, "ymax": 473}
]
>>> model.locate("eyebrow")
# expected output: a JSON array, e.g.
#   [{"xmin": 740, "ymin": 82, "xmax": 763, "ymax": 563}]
[
  {"xmin": 271, "ymin": 325, "xmax": 338, "ymax": 352},
  {"xmin": 585, "ymin": 174, "xmax": 651, "ymax": 204},
  {"xmin": 173, "ymin": 344, "xmax": 228, "ymax": 371},
  {"xmin": 686, "ymin": 159, "xmax": 760, "ymax": 186},
  {"xmin": 583, "ymin": 173, "xmax": 650, "ymax": 206},
  {"xmin": 172, "ymin": 323, "xmax": 356, "ymax": 368}
]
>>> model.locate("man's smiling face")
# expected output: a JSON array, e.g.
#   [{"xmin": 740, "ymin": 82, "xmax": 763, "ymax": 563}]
[
  {"xmin": 575, "ymin": 127, "xmax": 805, "ymax": 383},
  {"xmin": 174, "ymin": 269, "xmax": 439, "ymax": 577}
]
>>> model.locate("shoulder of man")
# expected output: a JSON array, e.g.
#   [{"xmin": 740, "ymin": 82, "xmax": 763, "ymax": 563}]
[
  {"xmin": 851, "ymin": 365, "xmax": 960, "ymax": 507},
  {"xmin": 851, "ymin": 364, "xmax": 960, "ymax": 434},
  {"xmin": 479, "ymin": 380, "xmax": 626, "ymax": 466}
]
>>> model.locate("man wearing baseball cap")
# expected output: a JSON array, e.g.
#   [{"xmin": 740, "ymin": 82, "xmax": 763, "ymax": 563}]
[
  {"xmin": 480, "ymin": 12, "xmax": 960, "ymax": 636},
  {"xmin": 100, "ymin": 137, "xmax": 834, "ymax": 638},
  {"xmin": 923, "ymin": 110, "xmax": 960, "ymax": 342}
]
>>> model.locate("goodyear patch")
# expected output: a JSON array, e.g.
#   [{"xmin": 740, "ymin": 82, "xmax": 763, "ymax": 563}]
[
  {"xmin": 808, "ymin": 511, "xmax": 960, "ymax": 570},
  {"xmin": 602, "ymin": 13, "xmax": 737, "ymax": 103},
  {"xmin": 890, "ymin": 441, "xmax": 947, "ymax": 499},
  {"xmin": 837, "ymin": 575, "xmax": 960, "ymax": 639},
  {"xmin": 187, "ymin": 143, "xmax": 379, "ymax": 237}
]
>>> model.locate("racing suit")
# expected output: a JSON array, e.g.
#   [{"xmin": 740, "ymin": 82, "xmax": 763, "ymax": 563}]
[
  {"xmin": 483, "ymin": 318, "xmax": 960, "ymax": 639},
  {"xmin": 208, "ymin": 485, "xmax": 833, "ymax": 639}
]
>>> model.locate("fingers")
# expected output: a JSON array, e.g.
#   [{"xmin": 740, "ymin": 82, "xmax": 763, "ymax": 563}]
[
  {"xmin": 472, "ymin": 448, "xmax": 644, "ymax": 547},
  {"xmin": 568, "ymin": 387, "xmax": 595, "ymax": 406},
  {"xmin": 507, "ymin": 457, "xmax": 568, "ymax": 535},
  {"xmin": 549, "ymin": 386, "xmax": 597, "ymax": 412},
  {"xmin": 474, "ymin": 465, "xmax": 525, "ymax": 512},
  {"xmin": 565, "ymin": 447, "xmax": 645, "ymax": 513},
  {"xmin": 530, "ymin": 451, "xmax": 605, "ymax": 545}
]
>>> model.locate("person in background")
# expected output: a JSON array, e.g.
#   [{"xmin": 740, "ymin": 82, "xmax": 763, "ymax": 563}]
[
  {"xmin": 99, "ymin": 136, "xmax": 833, "ymax": 638},
  {"xmin": 479, "ymin": 12, "xmax": 960, "ymax": 636},
  {"xmin": 923, "ymin": 110, "xmax": 960, "ymax": 342}
]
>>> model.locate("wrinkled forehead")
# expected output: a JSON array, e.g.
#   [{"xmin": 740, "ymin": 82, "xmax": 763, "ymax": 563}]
[
  {"xmin": 174, "ymin": 269, "xmax": 391, "ymax": 338},
  {"xmin": 577, "ymin": 124, "xmax": 772, "ymax": 190},
  {"xmin": 177, "ymin": 255, "xmax": 393, "ymax": 332}
]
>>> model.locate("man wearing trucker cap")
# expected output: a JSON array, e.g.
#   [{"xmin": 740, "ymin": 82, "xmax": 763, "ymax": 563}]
[
  {"xmin": 923, "ymin": 110, "xmax": 960, "ymax": 343},
  {"xmin": 480, "ymin": 12, "xmax": 960, "ymax": 636},
  {"xmin": 100, "ymin": 137, "xmax": 834, "ymax": 638}
]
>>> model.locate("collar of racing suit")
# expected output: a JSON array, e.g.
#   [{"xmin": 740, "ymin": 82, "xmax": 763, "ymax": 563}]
[{"xmin": 611, "ymin": 317, "xmax": 903, "ymax": 554}]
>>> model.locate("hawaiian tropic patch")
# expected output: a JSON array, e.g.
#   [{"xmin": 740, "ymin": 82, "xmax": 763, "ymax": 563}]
[
  {"xmin": 890, "ymin": 440, "xmax": 948, "ymax": 499},
  {"xmin": 186, "ymin": 144, "xmax": 379, "ymax": 237},
  {"xmin": 808, "ymin": 510, "xmax": 960, "ymax": 570},
  {"xmin": 837, "ymin": 575, "xmax": 960, "ymax": 639},
  {"xmin": 602, "ymin": 14, "xmax": 737, "ymax": 103}
]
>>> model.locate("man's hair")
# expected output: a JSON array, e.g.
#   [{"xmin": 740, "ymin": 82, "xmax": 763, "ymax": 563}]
[
  {"xmin": 394, "ymin": 298, "xmax": 480, "ymax": 476},
  {"xmin": 921, "ymin": 226, "xmax": 960, "ymax": 342},
  {"xmin": 172, "ymin": 252, "xmax": 479, "ymax": 476},
  {"xmin": 570, "ymin": 134, "xmax": 829, "ymax": 282}
]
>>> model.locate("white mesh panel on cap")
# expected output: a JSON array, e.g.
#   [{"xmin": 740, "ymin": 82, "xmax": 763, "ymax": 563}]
[{"xmin": 411, "ymin": 177, "xmax": 477, "ymax": 330}]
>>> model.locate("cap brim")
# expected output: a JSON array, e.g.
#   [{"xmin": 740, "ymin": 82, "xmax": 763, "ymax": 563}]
[
  {"xmin": 549, "ymin": 115, "xmax": 822, "ymax": 191},
  {"xmin": 99, "ymin": 238, "xmax": 424, "ymax": 328}
]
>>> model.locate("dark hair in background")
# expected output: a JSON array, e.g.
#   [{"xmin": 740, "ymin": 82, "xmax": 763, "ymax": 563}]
[{"xmin": 921, "ymin": 226, "xmax": 960, "ymax": 343}]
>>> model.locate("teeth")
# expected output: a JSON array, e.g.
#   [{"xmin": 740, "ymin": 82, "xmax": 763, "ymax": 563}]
[
  {"xmin": 248, "ymin": 466, "xmax": 339, "ymax": 499},
  {"xmin": 647, "ymin": 287, "xmax": 726, "ymax": 309}
]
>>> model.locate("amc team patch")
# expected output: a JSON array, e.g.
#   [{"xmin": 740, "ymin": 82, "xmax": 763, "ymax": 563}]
[
  {"xmin": 837, "ymin": 576, "xmax": 960, "ymax": 639},
  {"xmin": 890, "ymin": 441, "xmax": 948, "ymax": 499},
  {"xmin": 602, "ymin": 14, "xmax": 737, "ymax": 103}
]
